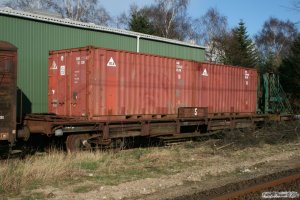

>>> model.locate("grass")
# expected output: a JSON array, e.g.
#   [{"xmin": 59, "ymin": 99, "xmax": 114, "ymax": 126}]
[
  {"xmin": 0, "ymin": 146, "xmax": 192, "ymax": 197},
  {"xmin": 77, "ymin": 160, "xmax": 99, "ymax": 171},
  {"xmin": 0, "ymin": 121, "xmax": 299, "ymax": 198},
  {"xmin": 21, "ymin": 192, "xmax": 45, "ymax": 200}
]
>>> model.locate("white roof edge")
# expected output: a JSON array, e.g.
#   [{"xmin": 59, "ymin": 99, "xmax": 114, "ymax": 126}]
[{"xmin": 0, "ymin": 7, "xmax": 205, "ymax": 49}]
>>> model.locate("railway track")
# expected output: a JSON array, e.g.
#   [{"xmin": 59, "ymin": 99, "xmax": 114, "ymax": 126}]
[
  {"xmin": 173, "ymin": 167, "xmax": 300, "ymax": 200},
  {"xmin": 213, "ymin": 172, "xmax": 300, "ymax": 199}
]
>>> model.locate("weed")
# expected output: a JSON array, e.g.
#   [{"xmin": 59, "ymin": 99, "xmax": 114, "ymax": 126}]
[{"xmin": 77, "ymin": 161, "xmax": 98, "ymax": 171}]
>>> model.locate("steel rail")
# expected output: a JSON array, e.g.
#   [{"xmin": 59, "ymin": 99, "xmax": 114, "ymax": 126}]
[{"xmin": 213, "ymin": 173, "xmax": 300, "ymax": 200}]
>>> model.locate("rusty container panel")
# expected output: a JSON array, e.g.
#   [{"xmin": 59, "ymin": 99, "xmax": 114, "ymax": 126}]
[
  {"xmin": 197, "ymin": 63, "xmax": 257, "ymax": 114},
  {"xmin": 48, "ymin": 46, "xmax": 257, "ymax": 119},
  {"xmin": 0, "ymin": 41, "xmax": 17, "ymax": 143}
]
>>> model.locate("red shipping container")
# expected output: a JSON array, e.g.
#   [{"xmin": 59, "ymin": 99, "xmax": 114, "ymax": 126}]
[{"xmin": 48, "ymin": 46, "xmax": 257, "ymax": 119}]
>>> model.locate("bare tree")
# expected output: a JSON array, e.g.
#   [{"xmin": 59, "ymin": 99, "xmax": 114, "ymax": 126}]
[
  {"xmin": 2, "ymin": 0, "xmax": 52, "ymax": 10},
  {"xmin": 154, "ymin": 0, "xmax": 188, "ymax": 38},
  {"xmin": 151, "ymin": 0, "xmax": 192, "ymax": 40},
  {"xmin": 114, "ymin": 12, "xmax": 129, "ymax": 29},
  {"xmin": 194, "ymin": 8, "xmax": 228, "ymax": 63},
  {"xmin": 78, "ymin": 2, "xmax": 111, "ymax": 26},
  {"xmin": 48, "ymin": 0, "xmax": 112, "ymax": 26},
  {"xmin": 117, "ymin": 0, "xmax": 192, "ymax": 40},
  {"xmin": 114, "ymin": 4, "xmax": 139, "ymax": 30},
  {"xmin": 255, "ymin": 17, "xmax": 298, "ymax": 71},
  {"xmin": 3, "ymin": 0, "xmax": 111, "ymax": 26}
]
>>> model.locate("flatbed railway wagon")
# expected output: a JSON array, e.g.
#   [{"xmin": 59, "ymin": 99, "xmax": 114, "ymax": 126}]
[{"xmin": 23, "ymin": 46, "xmax": 266, "ymax": 151}]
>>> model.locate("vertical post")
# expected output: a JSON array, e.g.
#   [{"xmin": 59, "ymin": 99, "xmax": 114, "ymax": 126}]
[
  {"xmin": 136, "ymin": 36, "xmax": 140, "ymax": 53},
  {"xmin": 263, "ymin": 74, "xmax": 269, "ymax": 113},
  {"xmin": 256, "ymin": 74, "xmax": 260, "ymax": 113}
]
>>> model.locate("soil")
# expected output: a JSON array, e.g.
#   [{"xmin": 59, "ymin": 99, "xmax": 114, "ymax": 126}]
[
  {"xmin": 172, "ymin": 167, "xmax": 300, "ymax": 200},
  {"xmin": 26, "ymin": 143, "xmax": 300, "ymax": 200}
]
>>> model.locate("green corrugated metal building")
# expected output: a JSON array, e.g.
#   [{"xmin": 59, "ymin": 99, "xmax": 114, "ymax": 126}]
[{"xmin": 0, "ymin": 7, "xmax": 205, "ymax": 113}]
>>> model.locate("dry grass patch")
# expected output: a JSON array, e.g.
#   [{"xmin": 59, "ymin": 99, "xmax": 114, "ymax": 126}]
[
  {"xmin": 0, "ymin": 151, "xmax": 74, "ymax": 195},
  {"xmin": 0, "ymin": 121, "xmax": 299, "ymax": 198},
  {"xmin": 0, "ymin": 147, "xmax": 193, "ymax": 197}
]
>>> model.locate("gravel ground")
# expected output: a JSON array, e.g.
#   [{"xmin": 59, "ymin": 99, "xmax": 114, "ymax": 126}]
[
  {"xmin": 172, "ymin": 167, "xmax": 300, "ymax": 200},
  {"xmin": 27, "ymin": 144, "xmax": 300, "ymax": 200}
]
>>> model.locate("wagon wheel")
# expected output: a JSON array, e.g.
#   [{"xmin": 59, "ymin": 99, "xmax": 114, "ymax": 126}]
[
  {"xmin": 109, "ymin": 138, "xmax": 125, "ymax": 151},
  {"xmin": 66, "ymin": 134, "xmax": 91, "ymax": 152}
]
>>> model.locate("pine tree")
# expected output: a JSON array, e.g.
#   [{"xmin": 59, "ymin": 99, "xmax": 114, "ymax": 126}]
[
  {"xmin": 129, "ymin": 11, "xmax": 155, "ymax": 35},
  {"xmin": 278, "ymin": 35, "xmax": 300, "ymax": 110},
  {"xmin": 222, "ymin": 20, "xmax": 258, "ymax": 68}
]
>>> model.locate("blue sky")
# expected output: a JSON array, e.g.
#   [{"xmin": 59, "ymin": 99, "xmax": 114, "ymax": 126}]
[{"xmin": 102, "ymin": 0, "xmax": 299, "ymax": 37}]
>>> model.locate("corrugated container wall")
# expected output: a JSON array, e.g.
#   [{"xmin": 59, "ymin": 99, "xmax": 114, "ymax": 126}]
[
  {"xmin": 48, "ymin": 46, "xmax": 257, "ymax": 119},
  {"xmin": 0, "ymin": 11, "xmax": 205, "ymax": 113}
]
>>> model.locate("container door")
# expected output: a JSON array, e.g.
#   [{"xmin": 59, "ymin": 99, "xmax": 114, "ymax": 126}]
[
  {"xmin": 69, "ymin": 52, "xmax": 88, "ymax": 116},
  {"xmin": 175, "ymin": 60, "xmax": 183, "ymax": 108},
  {"xmin": 48, "ymin": 54, "xmax": 67, "ymax": 115},
  {"xmin": 244, "ymin": 69, "xmax": 251, "ymax": 112},
  {"xmin": 105, "ymin": 51, "xmax": 118, "ymax": 115}
]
